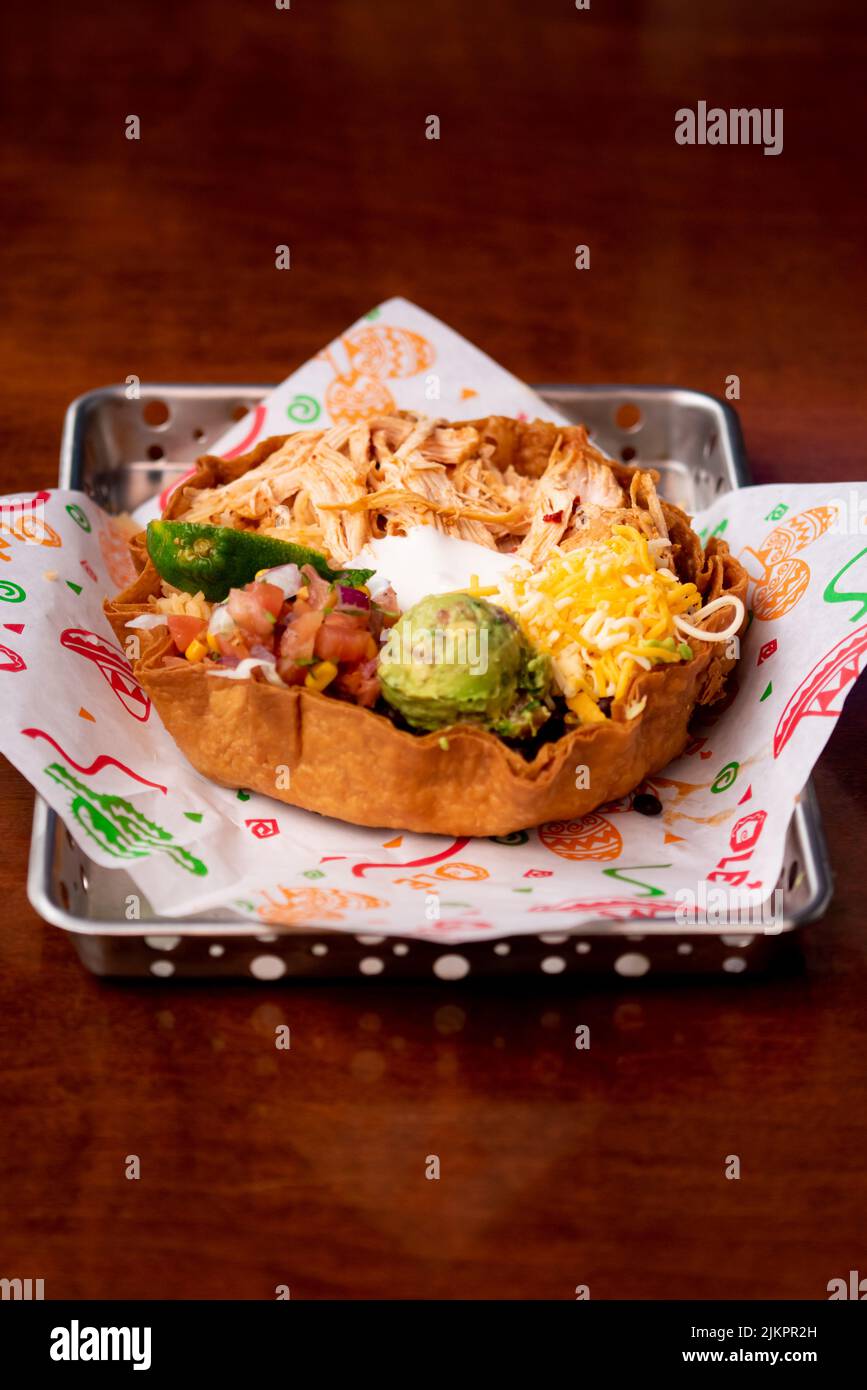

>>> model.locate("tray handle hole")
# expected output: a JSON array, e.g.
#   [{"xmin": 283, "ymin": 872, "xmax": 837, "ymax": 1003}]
[
  {"xmin": 142, "ymin": 399, "xmax": 171, "ymax": 429},
  {"xmin": 231, "ymin": 405, "xmax": 249, "ymax": 422},
  {"xmin": 615, "ymin": 402, "xmax": 642, "ymax": 433},
  {"xmin": 621, "ymin": 445, "xmax": 637, "ymax": 462},
  {"xmin": 147, "ymin": 444, "xmax": 165, "ymax": 461},
  {"xmin": 703, "ymin": 430, "xmax": 718, "ymax": 459},
  {"xmin": 787, "ymin": 858, "xmax": 802, "ymax": 892},
  {"xmin": 193, "ymin": 427, "xmax": 206, "ymax": 441}
]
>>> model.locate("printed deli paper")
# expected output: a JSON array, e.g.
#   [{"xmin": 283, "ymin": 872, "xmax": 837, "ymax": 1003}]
[{"xmin": 1, "ymin": 298, "xmax": 865, "ymax": 942}]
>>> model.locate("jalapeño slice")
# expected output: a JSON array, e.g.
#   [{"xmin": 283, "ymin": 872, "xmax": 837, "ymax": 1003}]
[{"xmin": 146, "ymin": 521, "xmax": 373, "ymax": 601}]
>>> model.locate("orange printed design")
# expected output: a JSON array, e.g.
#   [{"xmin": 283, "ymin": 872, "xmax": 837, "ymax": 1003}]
[
  {"xmin": 394, "ymin": 861, "xmax": 489, "ymax": 890},
  {"xmin": 98, "ymin": 523, "xmax": 137, "ymax": 588},
  {"xmin": 432, "ymin": 861, "xmax": 488, "ymax": 881},
  {"xmin": 0, "ymin": 490, "xmax": 61, "ymax": 557},
  {"xmin": 538, "ymin": 813, "xmax": 623, "ymax": 861},
  {"xmin": 325, "ymin": 373, "xmax": 396, "ymax": 423},
  {"xmin": 740, "ymin": 506, "xmax": 836, "ymax": 621},
  {"xmin": 318, "ymin": 324, "xmax": 436, "ymax": 424},
  {"xmin": 394, "ymin": 874, "xmax": 439, "ymax": 890},
  {"xmin": 257, "ymin": 885, "xmax": 387, "ymax": 925}
]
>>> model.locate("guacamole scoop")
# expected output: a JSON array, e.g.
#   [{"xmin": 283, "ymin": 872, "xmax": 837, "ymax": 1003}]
[{"xmin": 379, "ymin": 593, "xmax": 551, "ymax": 738}]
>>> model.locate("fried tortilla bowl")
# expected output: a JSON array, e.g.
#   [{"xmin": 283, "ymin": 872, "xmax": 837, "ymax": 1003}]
[{"xmin": 105, "ymin": 415, "xmax": 748, "ymax": 836}]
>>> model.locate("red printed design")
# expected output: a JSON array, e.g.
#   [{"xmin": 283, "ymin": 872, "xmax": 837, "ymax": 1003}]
[
  {"xmin": 21, "ymin": 728, "xmax": 168, "ymax": 792},
  {"xmin": 0, "ymin": 642, "xmax": 26, "ymax": 672},
  {"xmin": 60, "ymin": 628, "xmax": 151, "ymax": 721},
  {"xmin": 773, "ymin": 622, "xmax": 867, "ymax": 757},
  {"xmin": 245, "ymin": 817, "xmax": 280, "ymax": 839}
]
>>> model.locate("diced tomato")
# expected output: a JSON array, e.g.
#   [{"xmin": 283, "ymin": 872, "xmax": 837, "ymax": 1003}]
[
  {"xmin": 336, "ymin": 657, "xmax": 380, "ymax": 708},
  {"xmin": 279, "ymin": 605, "xmax": 324, "ymax": 663},
  {"xmin": 301, "ymin": 565, "xmax": 335, "ymax": 611},
  {"xmin": 227, "ymin": 584, "xmax": 279, "ymax": 639},
  {"xmin": 216, "ymin": 629, "xmax": 253, "ymax": 663},
  {"xmin": 167, "ymin": 615, "xmax": 206, "ymax": 653},
  {"xmin": 274, "ymin": 658, "xmax": 309, "ymax": 686},
  {"xmin": 248, "ymin": 581, "xmax": 284, "ymax": 619},
  {"xmin": 314, "ymin": 611, "xmax": 376, "ymax": 664}
]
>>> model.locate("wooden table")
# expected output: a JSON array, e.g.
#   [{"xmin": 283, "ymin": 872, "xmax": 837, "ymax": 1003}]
[{"xmin": 1, "ymin": 0, "xmax": 865, "ymax": 1299}]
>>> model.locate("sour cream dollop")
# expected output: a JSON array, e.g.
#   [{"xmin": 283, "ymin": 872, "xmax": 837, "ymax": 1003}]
[{"xmin": 349, "ymin": 529, "xmax": 525, "ymax": 611}]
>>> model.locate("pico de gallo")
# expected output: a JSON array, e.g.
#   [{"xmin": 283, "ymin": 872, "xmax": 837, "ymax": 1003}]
[{"xmin": 162, "ymin": 562, "xmax": 400, "ymax": 709}]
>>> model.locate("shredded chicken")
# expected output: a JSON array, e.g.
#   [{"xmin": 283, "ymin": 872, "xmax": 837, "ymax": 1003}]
[{"xmin": 178, "ymin": 413, "xmax": 670, "ymax": 567}]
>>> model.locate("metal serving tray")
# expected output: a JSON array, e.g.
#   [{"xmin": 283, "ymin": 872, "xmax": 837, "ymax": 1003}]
[{"xmin": 26, "ymin": 384, "xmax": 833, "ymax": 981}]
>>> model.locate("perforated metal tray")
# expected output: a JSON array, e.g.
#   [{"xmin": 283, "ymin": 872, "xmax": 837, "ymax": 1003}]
[{"xmin": 26, "ymin": 384, "xmax": 833, "ymax": 980}]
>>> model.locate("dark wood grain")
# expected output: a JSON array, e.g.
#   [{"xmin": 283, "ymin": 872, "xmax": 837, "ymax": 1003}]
[{"xmin": 1, "ymin": 0, "xmax": 866, "ymax": 1300}]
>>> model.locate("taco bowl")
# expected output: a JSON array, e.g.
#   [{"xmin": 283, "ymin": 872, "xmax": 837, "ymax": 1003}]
[{"xmin": 105, "ymin": 414, "xmax": 748, "ymax": 836}]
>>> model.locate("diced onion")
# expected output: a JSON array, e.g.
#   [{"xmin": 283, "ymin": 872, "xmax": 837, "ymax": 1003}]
[
  {"xmin": 364, "ymin": 572, "xmax": 395, "ymax": 602},
  {"xmin": 259, "ymin": 563, "xmax": 303, "ymax": 598},
  {"xmin": 336, "ymin": 584, "xmax": 370, "ymax": 612},
  {"xmin": 207, "ymin": 604, "xmax": 237, "ymax": 637}
]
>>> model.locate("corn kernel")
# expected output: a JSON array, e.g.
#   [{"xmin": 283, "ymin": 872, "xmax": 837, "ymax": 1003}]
[
  {"xmin": 185, "ymin": 638, "xmax": 208, "ymax": 663},
  {"xmin": 206, "ymin": 631, "xmax": 220, "ymax": 652},
  {"xmin": 305, "ymin": 660, "xmax": 338, "ymax": 691}
]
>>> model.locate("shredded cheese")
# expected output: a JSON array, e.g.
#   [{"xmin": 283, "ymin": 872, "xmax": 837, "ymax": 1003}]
[{"xmin": 498, "ymin": 524, "xmax": 721, "ymax": 717}]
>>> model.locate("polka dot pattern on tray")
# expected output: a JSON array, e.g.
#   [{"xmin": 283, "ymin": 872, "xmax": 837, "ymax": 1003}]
[{"xmin": 106, "ymin": 927, "xmax": 783, "ymax": 981}]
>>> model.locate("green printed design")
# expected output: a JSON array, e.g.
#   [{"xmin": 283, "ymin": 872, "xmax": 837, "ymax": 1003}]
[
  {"xmin": 602, "ymin": 864, "xmax": 671, "ymax": 897},
  {"xmin": 698, "ymin": 519, "xmax": 729, "ymax": 549},
  {"xmin": 823, "ymin": 547, "xmax": 867, "ymax": 622},
  {"xmin": 287, "ymin": 395, "xmax": 321, "ymax": 424},
  {"xmin": 0, "ymin": 580, "xmax": 25, "ymax": 603},
  {"xmin": 66, "ymin": 503, "xmax": 92, "ymax": 532},
  {"xmin": 44, "ymin": 764, "xmax": 208, "ymax": 876},
  {"xmin": 711, "ymin": 761, "xmax": 739, "ymax": 794}
]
